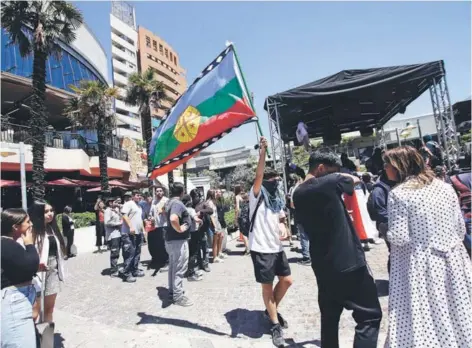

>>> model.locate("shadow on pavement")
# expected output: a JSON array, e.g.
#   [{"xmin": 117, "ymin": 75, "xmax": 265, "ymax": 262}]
[
  {"xmin": 224, "ymin": 308, "xmax": 267, "ymax": 338},
  {"xmin": 375, "ymin": 279, "xmax": 389, "ymax": 297},
  {"xmin": 286, "ymin": 338, "xmax": 321, "ymax": 347},
  {"xmin": 53, "ymin": 333, "xmax": 65, "ymax": 348},
  {"xmin": 135, "ymin": 312, "xmax": 228, "ymax": 337}
]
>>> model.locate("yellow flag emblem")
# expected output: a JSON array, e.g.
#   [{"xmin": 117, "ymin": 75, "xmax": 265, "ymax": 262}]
[{"xmin": 173, "ymin": 106, "xmax": 201, "ymax": 143}]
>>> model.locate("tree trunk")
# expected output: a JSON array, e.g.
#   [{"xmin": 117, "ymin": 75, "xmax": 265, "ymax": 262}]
[
  {"xmin": 30, "ymin": 48, "xmax": 48, "ymax": 201},
  {"xmin": 97, "ymin": 119, "xmax": 110, "ymax": 195},
  {"xmin": 183, "ymin": 163, "xmax": 188, "ymax": 193},
  {"xmin": 140, "ymin": 109, "xmax": 153, "ymax": 173}
]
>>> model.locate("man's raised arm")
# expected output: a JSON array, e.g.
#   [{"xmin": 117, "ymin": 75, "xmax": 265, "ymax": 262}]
[{"xmin": 253, "ymin": 137, "xmax": 268, "ymax": 197}]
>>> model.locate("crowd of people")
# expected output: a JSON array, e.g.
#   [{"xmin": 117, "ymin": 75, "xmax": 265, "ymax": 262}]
[{"xmin": 2, "ymin": 133, "xmax": 471, "ymax": 348}]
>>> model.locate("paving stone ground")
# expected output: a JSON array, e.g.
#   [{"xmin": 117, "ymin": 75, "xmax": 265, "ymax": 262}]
[{"xmin": 53, "ymin": 237, "xmax": 390, "ymax": 348}]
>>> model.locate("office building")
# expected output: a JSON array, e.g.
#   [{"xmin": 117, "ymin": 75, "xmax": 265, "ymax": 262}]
[
  {"xmin": 110, "ymin": 1, "xmax": 141, "ymax": 140},
  {"xmin": 137, "ymin": 26, "xmax": 187, "ymax": 122}
]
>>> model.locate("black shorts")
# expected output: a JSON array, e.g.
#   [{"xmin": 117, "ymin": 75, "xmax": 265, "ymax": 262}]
[{"xmin": 250, "ymin": 250, "xmax": 291, "ymax": 284}]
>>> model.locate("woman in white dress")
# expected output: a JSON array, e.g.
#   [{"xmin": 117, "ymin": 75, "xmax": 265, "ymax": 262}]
[{"xmin": 383, "ymin": 146, "xmax": 472, "ymax": 348}]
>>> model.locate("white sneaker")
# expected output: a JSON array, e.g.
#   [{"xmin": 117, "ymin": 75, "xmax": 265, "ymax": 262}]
[
  {"xmin": 196, "ymin": 270, "xmax": 204, "ymax": 276},
  {"xmin": 214, "ymin": 257, "xmax": 223, "ymax": 263},
  {"xmin": 219, "ymin": 253, "xmax": 228, "ymax": 259}
]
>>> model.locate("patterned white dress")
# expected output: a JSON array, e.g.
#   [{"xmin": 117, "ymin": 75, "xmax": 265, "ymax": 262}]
[{"xmin": 386, "ymin": 178, "xmax": 472, "ymax": 348}]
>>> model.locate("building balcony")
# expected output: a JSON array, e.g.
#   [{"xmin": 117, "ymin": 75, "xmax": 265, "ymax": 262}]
[
  {"xmin": 113, "ymin": 72, "xmax": 128, "ymax": 86},
  {"xmin": 111, "ymin": 45, "xmax": 133, "ymax": 64},
  {"xmin": 111, "ymin": 32, "xmax": 136, "ymax": 53},
  {"xmin": 115, "ymin": 127, "xmax": 142, "ymax": 140},
  {"xmin": 115, "ymin": 98, "xmax": 139, "ymax": 115},
  {"xmin": 1, "ymin": 123, "xmax": 130, "ymax": 177},
  {"xmin": 112, "ymin": 58, "xmax": 135, "ymax": 76}
]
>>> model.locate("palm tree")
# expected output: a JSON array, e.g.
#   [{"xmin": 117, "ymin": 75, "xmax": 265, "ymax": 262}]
[
  {"xmin": 1, "ymin": 1, "xmax": 83, "ymax": 201},
  {"xmin": 124, "ymin": 67, "xmax": 173, "ymax": 180},
  {"xmin": 65, "ymin": 81, "xmax": 119, "ymax": 194}
]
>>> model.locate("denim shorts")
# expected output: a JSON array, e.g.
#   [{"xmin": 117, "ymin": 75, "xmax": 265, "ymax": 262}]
[{"xmin": 1, "ymin": 284, "xmax": 37, "ymax": 348}]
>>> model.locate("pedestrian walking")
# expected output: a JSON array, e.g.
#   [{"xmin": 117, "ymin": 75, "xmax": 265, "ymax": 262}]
[
  {"xmin": 104, "ymin": 197, "xmax": 122, "ymax": 277},
  {"xmin": 207, "ymin": 190, "xmax": 225, "ymax": 263},
  {"xmin": 61, "ymin": 206, "xmax": 75, "ymax": 258},
  {"xmin": 1, "ymin": 208, "xmax": 39, "ymax": 348},
  {"xmin": 165, "ymin": 183, "xmax": 193, "ymax": 306},
  {"xmin": 94, "ymin": 198, "xmax": 106, "ymax": 252},
  {"xmin": 249, "ymin": 136, "xmax": 293, "ymax": 348},
  {"xmin": 293, "ymin": 151, "xmax": 382, "ymax": 348},
  {"xmin": 383, "ymin": 146, "xmax": 472, "ymax": 348},
  {"xmin": 216, "ymin": 189, "xmax": 230, "ymax": 256},
  {"xmin": 120, "ymin": 191, "xmax": 145, "ymax": 283}
]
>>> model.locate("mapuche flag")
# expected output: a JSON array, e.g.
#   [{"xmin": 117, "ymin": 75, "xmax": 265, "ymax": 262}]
[{"xmin": 148, "ymin": 44, "xmax": 256, "ymax": 179}]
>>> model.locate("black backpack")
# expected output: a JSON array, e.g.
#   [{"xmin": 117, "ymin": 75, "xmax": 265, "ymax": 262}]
[
  {"xmin": 366, "ymin": 183, "xmax": 389, "ymax": 222},
  {"xmin": 238, "ymin": 195, "xmax": 263, "ymax": 237}
]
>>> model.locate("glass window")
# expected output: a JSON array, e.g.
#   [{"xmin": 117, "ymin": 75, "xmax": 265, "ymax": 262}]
[
  {"xmin": 169, "ymin": 52, "xmax": 173, "ymax": 63},
  {"xmin": 71, "ymin": 57, "xmax": 82, "ymax": 85},
  {"xmin": 48, "ymin": 54, "xmax": 64, "ymax": 89},
  {"xmin": 153, "ymin": 40, "xmax": 157, "ymax": 51},
  {"xmin": 174, "ymin": 56, "xmax": 177, "ymax": 65},
  {"xmin": 145, "ymin": 36, "xmax": 151, "ymax": 47},
  {"xmin": 62, "ymin": 52, "xmax": 75, "ymax": 91},
  {"xmin": 159, "ymin": 44, "xmax": 163, "ymax": 55},
  {"xmin": 165, "ymin": 48, "xmax": 168, "ymax": 59}
]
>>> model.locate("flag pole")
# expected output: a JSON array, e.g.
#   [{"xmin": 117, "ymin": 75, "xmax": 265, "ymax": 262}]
[{"xmin": 231, "ymin": 43, "xmax": 270, "ymax": 157}]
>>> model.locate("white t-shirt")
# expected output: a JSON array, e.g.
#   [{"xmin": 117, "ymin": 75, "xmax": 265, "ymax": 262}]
[
  {"xmin": 248, "ymin": 187, "xmax": 284, "ymax": 253},
  {"xmin": 121, "ymin": 200, "xmax": 144, "ymax": 234},
  {"xmin": 151, "ymin": 196, "xmax": 169, "ymax": 228}
]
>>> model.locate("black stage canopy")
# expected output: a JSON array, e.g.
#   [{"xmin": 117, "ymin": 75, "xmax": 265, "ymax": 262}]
[{"xmin": 265, "ymin": 60, "xmax": 445, "ymax": 142}]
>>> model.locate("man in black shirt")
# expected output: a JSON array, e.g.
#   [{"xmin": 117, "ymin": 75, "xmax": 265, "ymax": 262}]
[
  {"xmin": 165, "ymin": 182, "xmax": 192, "ymax": 307},
  {"xmin": 293, "ymin": 151, "xmax": 382, "ymax": 348}
]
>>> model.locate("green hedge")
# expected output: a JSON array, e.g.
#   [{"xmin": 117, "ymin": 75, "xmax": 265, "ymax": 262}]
[{"xmin": 56, "ymin": 212, "xmax": 96, "ymax": 232}]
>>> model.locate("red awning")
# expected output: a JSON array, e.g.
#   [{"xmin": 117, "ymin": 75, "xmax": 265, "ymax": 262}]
[
  {"xmin": 46, "ymin": 178, "xmax": 100, "ymax": 187},
  {"xmin": 0, "ymin": 179, "xmax": 21, "ymax": 188},
  {"xmin": 86, "ymin": 185, "xmax": 127, "ymax": 192},
  {"xmin": 108, "ymin": 179, "xmax": 135, "ymax": 188}
]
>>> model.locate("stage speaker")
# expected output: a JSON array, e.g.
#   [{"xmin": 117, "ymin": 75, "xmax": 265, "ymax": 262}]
[
  {"xmin": 322, "ymin": 124, "xmax": 341, "ymax": 145},
  {"xmin": 360, "ymin": 128, "xmax": 374, "ymax": 137}
]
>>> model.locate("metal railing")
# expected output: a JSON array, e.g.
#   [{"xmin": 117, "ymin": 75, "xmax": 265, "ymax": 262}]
[{"xmin": 0, "ymin": 123, "xmax": 128, "ymax": 161}]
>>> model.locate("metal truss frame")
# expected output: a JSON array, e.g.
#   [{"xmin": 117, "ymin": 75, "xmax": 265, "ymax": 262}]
[{"xmin": 429, "ymin": 75, "xmax": 460, "ymax": 169}]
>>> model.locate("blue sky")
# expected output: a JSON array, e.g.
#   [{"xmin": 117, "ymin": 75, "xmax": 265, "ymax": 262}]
[{"xmin": 74, "ymin": 1, "xmax": 471, "ymax": 151}]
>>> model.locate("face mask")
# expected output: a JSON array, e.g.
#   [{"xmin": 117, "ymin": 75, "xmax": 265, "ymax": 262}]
[{"xmin": 262, "ymin": 180, "xmax": 278, "ymax": 195}]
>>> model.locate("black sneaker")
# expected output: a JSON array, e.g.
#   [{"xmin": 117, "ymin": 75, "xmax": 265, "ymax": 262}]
[
  {"xmin": 264, "ymin": 310, "xmax": 289, "ymax": 329},
  {"xmin": 202, "ymin": 265, "xmax": 211, "ymax": 272},
  {"xmin": 174, "ymin": 296, "xmax": 193, "ymax": 307},
  {"xmin": 297, "ymin": 258, "xmax": 311, "ymax": 266},
  {"xmin": 188, "ymin": 274, "xmax": 203, "ymax": 282},
  {"xmin": 110, "ymin": 270, "xmax": 120, "ymax": 278},
  {"xmin": 270, "ymin": 323, "xmax": 286, "ymax": 347}
]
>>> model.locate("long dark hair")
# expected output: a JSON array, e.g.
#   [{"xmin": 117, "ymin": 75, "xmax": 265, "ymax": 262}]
[
  {"xmin": 1, "ymin": 208, "xmax": 28, "ymax": 237},
  {"xmin": 29, "ymin": 201, "xmax": 66, "ymax": 255},
  {"xmin": 206, "ymin": 189, "xmax": 216, "ymax": 202}
]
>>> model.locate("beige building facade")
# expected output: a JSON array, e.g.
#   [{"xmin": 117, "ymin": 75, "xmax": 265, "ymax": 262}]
[{"xmin": 137, "ymin": 26, "xmax": 187, "ymax": 118}]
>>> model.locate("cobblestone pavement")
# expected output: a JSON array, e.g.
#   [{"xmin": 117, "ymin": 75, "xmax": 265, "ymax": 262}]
[{"xmin": 54, "ymin": 237, "xmax": 390, "ymax": 348}]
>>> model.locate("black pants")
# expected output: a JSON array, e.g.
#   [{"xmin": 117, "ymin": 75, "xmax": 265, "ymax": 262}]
[
  {"xmin": 148, "ymin": 227, "xmax": 168, "ymax": 268},
  {"xmin": 66, "ymin": 231, "xmax": 74, "ymax": 256},
  {"xmin": 121, "ymin": 233, "xmax": 143, "ymax": 276},
  {"xmin": 316, "ymin": 266, "xmax": 382, "ymax": 348},
  {"xmin": 95, "ymin": 222, "xmax": 105, "ymax": 247},
  {"xmin": 110, "ymin": 237, "xmax": 121, "ymax": 270},
  {"xmin": 385, "ymin": 240, "xmax": 391, "ymax": 274},
  {"xmin": 188, "ymin": 231, "xmax": 204, "ymax": 276},
  {"xmin": 197, "ymin": 229, "xmax": 209, "ymax": 269}
]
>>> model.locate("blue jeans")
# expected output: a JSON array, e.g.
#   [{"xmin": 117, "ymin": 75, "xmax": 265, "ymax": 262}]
[
  {"xmin": 298, "ymin": 224, "xmax": 310, "ymax": 259},
  {"xmin": 1, "ymin": 285, "xmax": 36, "ymax": 348},
  {"xmin": 121, "ymin": 233, "xmax": 143, "ymax": 276}
]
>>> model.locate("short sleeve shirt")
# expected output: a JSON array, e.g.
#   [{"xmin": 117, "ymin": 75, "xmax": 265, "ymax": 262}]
[
  {"xmin": 121, "ymin": 201, "xmax": 144, "ymax": 235},
  {"xmin": 165, "ymin": 199, "xmax": 191, "ymax": 241},
  {"xmin": 151, "ymin": 197, "xmax": 169, "ymax": 228},
  {"xmin": 293, "ymin": 173, "xmax": 366, "ymax": 275},
  {"xmin": 249, "ymin": 187, "xmax": 284, "ymax": 253}
]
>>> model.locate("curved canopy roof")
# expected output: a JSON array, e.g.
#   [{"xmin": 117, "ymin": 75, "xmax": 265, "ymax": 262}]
[{"xmin": 265, "ymin": 60, "xmax": 445, "ymax": 142}]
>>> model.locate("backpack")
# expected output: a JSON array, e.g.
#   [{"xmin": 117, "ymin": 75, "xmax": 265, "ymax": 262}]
[
  {"xmin": 366, "ymin": 183, "xmax": 389, "ymax": 222},
  {"xmin": 238, "ymin": 195, "xmax": 263, "ymax": 237}
]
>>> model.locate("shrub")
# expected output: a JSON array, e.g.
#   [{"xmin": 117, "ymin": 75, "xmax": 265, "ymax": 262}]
[
  {"xmin": 225, "ymin": 209, "xmax": 237, "ymax": 232},
  {"xmin": 56, "ymin": 212, "xmax": 96, "ymax": 232}
]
